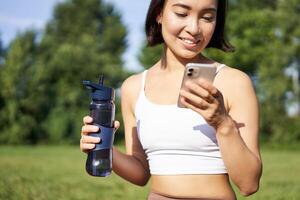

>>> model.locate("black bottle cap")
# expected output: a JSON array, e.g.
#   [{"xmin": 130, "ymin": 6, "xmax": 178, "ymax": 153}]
[{"xmin": 83, "ymin": 75, "xmax": 115, "ymax": 101}]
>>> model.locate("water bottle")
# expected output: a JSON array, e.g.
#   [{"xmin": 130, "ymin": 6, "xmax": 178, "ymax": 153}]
[{"xmin": 83, "ymin": 75, "xmax": 115, "ymax": 177}]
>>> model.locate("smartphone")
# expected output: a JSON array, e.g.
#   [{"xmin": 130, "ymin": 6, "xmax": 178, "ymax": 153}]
[{"xmin": 177, "ymin": 63, "xmax": 217, "ymax": 108}]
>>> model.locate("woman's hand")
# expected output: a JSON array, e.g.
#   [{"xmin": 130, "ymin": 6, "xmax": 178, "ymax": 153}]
[
  {"xmin": 178, "ymin": 78, "xmax": 228, "ymax": 130},
  {"xmin": 80, "ymin": 116, "xmax": 120, "ymax": 153}
]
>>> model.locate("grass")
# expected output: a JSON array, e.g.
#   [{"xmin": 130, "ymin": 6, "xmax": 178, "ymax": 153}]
[{"xmin": 0, "ymin": 145, "xmax": 299, "ymax": 200}]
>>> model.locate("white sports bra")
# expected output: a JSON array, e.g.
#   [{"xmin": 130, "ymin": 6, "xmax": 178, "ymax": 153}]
[{"xmin": 134, "ymin": 64, "xmax": 227, "ymax": 175}]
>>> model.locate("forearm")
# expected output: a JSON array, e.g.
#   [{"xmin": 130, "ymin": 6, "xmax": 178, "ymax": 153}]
[
  {"xmin": 112, "ymin": 147, "xmax": 150, "ymax": 186},
  {"xmin": 216, "ymin": 117, "xmax": 262, "ymax": 196}
]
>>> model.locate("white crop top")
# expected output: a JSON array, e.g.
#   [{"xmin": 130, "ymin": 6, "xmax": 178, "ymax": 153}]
[{"xmin": 134, "ymin": 64, "xmax": 227, "ymax": 175}]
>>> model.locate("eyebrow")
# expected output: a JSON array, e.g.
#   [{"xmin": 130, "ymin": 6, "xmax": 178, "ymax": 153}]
[
  {"xmin": 172, "ymin": 3, "xmax": 217, "ymax": 13},
  {"xmin": 172, "ymin": 3, "xmax": 191, "ymax": 10}
]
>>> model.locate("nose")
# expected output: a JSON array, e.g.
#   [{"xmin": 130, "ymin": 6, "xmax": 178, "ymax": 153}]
[{"xmin": 186, "ymin": 18, "xmax": 200, "ymax": 36}]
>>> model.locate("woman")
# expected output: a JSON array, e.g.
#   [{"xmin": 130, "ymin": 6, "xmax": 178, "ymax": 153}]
[{"xmin": 80, "ymin": 0, "xmax": 262, "ymax": 199}]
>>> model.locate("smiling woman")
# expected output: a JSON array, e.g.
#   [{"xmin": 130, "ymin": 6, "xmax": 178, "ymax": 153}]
[
  {"xmin": 80, "ymin": 0, "xmax": 262, "ymax": 199},
  {"xmin": 157, "ymin": 1, "xmax": 218, "ymax": 60}
]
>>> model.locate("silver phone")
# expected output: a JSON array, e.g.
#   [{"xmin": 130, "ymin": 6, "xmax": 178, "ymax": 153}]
[{"xmin": 177, "ymin": 63, "xmax": 217, "ymax": 108}]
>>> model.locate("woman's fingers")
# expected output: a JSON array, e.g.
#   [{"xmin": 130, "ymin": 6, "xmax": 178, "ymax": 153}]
[
  {"xmin": 184, "ymin": 80, "xmax": 215, "ymax": 103},
  {"xmin": 179, "ymin": 90, "xmax": 209, "ymax": 109},
  {"xmin": 81, "ymin": 135, "xmax": 101, "ymax": 143},
  {"xmin": 114, "ymin": 120, "xmax": 120, "ymax": 130},
  {"xmin": 80, "ymin": 135, "xmax": 100, "ymax": 153},
  {"xmin": 80, "ymin": 118, "xmax": 121, "ymax": 153},
  {"xmin": 83, "ymin": 115, "xmax": 93, "ymax": 124},
  {"xmin": 81, "ymin": 143, "xmax": 96, "ymax": 151},
  {"xmin": 179, "ymin": 96, "xmax": 202, "ymax": 114},
  {"xmin": 81, "ymin": 125, "xmax": 99, "ymax": 135},
  {"xmin": 197, "ymin": 79, "xmax": 218, "ymax": 95}
]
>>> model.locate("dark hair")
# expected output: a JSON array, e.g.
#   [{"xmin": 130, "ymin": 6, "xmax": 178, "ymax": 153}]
[{"xmin": 145, "ymin": 0, "xmax": 234, "ymax": 52}]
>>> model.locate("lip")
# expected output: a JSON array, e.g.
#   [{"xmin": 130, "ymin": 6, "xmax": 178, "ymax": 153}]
[{"xmin": 179, "ymin": 37, "xmax": 201, "ymax": 49}]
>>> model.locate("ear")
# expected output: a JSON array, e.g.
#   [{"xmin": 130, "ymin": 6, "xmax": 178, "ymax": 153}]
[{"xmin": 156, "ymin": 13, "xmax": 162, "ymax": 24}]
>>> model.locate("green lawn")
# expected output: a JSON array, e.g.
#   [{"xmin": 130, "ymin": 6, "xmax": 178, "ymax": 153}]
[{"xmin": 0, "ymin": 146, "xmax": 299, "ymax": 200}]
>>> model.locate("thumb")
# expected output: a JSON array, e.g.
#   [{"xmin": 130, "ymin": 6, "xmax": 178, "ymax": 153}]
[{"xmin": 114, "ymin": 120, "xmax": 120, "ymax": 131}]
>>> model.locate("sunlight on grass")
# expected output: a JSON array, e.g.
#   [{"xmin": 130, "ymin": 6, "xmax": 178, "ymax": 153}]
[{"xmin": 0, "ymin": 146, "xmax": 299, "ymax": 200}]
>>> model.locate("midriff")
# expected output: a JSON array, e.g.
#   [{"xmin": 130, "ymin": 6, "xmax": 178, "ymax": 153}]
[{"xmin": 151, "ymin": 174, "xmax": 236, "ymax": 200}]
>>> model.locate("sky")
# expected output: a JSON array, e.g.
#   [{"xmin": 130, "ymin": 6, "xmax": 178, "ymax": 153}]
[{"xmin": 0, "ymin": 0, "xmax": 150, "ymax": 71}]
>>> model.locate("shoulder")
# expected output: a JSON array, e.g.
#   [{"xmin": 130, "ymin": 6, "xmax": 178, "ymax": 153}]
[
  {"xmin": 215, "ymin": 65, "xmax": 257, "ymax": 109},
  {"xmin": 121, "ymin": 72, "xmax": 144, "ymax": 110},
  {"xmin": 216, "ymin": 66, "xmax": 254, "ymax": 91},
  {"xmin": 121, "ymin": 72, "xmax": 143, "ymax": 95}
]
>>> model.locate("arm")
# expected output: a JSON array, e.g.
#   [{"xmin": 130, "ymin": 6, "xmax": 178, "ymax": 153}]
[
  {"xmin": 112, "ymin": 75, "xmax": 150, "ymax": 186},
  {"xmin": 179, "ymin": 68, "xmax": 262, "ymax": 196},
  {"xmin": 215, "ymin": 70, "xmax": 262, "ymax": 196}
]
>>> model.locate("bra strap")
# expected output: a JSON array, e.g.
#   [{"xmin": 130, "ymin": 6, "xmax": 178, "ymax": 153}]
[
  {"xmin": 216, "ymin": 64, "xmax": 226, "ymax": 74},
  {"xmin": 141, "ymin": 70, "xmax": 148, "ymax": 91}
]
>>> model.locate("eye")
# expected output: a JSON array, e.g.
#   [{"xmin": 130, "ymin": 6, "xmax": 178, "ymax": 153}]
[
  {"xmin": 175, "ymin": 12, "xmax": 188, "ymax": 17},
  {"xmin": 202, "ymin": 16, "xmax": 215, "ymax": 22}
]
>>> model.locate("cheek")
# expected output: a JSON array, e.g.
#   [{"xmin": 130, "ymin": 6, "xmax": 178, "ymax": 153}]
[
  {"xmin": 162, "ymin": 14, "xmax": 183, "ymax": 37},
  {"xmin": 201, "ymin": 22, "xmax": 216, "ymax": 40}
]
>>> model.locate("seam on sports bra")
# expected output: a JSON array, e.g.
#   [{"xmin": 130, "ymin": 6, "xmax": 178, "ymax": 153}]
[{"xmin": 134, "ymin": 70, "xmax": 148, "ymax": 117}]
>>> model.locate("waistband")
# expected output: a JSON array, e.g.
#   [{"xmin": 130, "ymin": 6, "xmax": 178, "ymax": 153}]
[{"xmin": 147, "ymin": 192, "xmax": 224, "ymax": 200}]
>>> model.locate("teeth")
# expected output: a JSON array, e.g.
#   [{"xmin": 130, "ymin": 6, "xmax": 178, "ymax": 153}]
[{"xmin": 182, "ymin": 38, "xmax": 197, "ymax": 44}]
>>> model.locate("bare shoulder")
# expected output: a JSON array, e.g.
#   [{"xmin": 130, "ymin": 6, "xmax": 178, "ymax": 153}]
[
  {"xmin": 121, "ymin": 72, "xmax": 144, "ymax": 110},
  {"xmin": 216, "ymin": 66, "xmax": 254, "ymax": 91},
  {"xmin": 215, "ymin": 66, "xmax": 257, "ymax": 110},
  {"xmin": 121, "ymin": 73, "xmax": 143, "ymax": 94}
]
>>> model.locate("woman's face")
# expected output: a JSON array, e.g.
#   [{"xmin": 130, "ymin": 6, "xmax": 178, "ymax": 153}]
[{"xmin": 158, "ymin": 0, "xmax": 217, "ymax": 60}]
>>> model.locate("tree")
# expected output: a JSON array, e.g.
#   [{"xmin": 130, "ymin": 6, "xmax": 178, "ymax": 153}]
[
  {"xmin": 0, "ymin": 31, "xmax": 39, "ymax": 144},
  {"xmin": 0, "ymin": 0, "xmax": 128, "ymax": 144},
  {"xmin": 139, "ymin": 43, "xmax": 163, "ymax": 69},
  {"xmin": 0, "ymin": 35, "xmax": 5, "ymax": 122},
  {"xmin": 36, "ymin": 0, "xmax": 128, "ymax": 144},
  {"xmin": 257, "ymin": 0, "xmax": 300, "ymax": 143},
  {"xmin": 278, "ymin": 0, "xmax": 300, "ymax": 116},
  {"xmin": 228, "ymin": 0, "xmax": 278, "ymax": 10},
  {"xmin": 0, "ymin": 35, "xmax": 4, "ymax": 66}
]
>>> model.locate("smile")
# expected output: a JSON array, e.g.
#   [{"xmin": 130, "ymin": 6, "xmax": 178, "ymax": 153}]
[{"xmin": 179, "ymin": 37, "xmax": 200, "ymax": 47}]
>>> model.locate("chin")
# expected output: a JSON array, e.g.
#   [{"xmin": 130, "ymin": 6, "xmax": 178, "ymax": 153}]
[
  {"xmin": 175, "ymin": 50, "xmax": 202, "ymax": 61},
  {"xmin": 166, "ymin": 44, "xmax": 205, "ymax": 61}
]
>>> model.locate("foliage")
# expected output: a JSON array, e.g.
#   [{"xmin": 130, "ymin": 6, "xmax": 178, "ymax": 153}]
[
  {"xmin": 0, "ymin": 35, "xmax": 4, "ymax": 65},
  {"xmin": 205, "ymin": 9, "xmax": 276, "ymax": 75},
  {"xmin": 257, "ymin": 0, "xmax": 300, "ymax": 143},
  {"xmin": 38, "ymin": 0, "xmax": 128, "ymax": 144},
  {"xmin": 0, "ymin": 0, "xmax": 128, "ymax": 144},
  {"xmin": 138, "ymin": 43, "xmax": 163, "ymax": 69},
  {"xmin": 0, "ymin": 36, "xmax": 5, "ymax": 112},
  {"xmin": 0, "ymin": 31, "xmax": 40, "ymax": 144}
]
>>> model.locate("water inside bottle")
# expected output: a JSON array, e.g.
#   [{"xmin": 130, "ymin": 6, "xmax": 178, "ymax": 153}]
[{"xmin": 86, "ymin": 149, "xmax": 112, "ymax": 177}]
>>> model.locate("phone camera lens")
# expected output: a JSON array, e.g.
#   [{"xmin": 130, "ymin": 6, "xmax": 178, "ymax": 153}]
[{"xmin": 188, "ymin": 68, "xmax": 194, "ymax": 72}]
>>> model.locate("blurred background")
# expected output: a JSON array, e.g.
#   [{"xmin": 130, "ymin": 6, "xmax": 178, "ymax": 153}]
[{"xmin": 0, "ymin": 0, "xmax": 299, "ymax": 199}]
